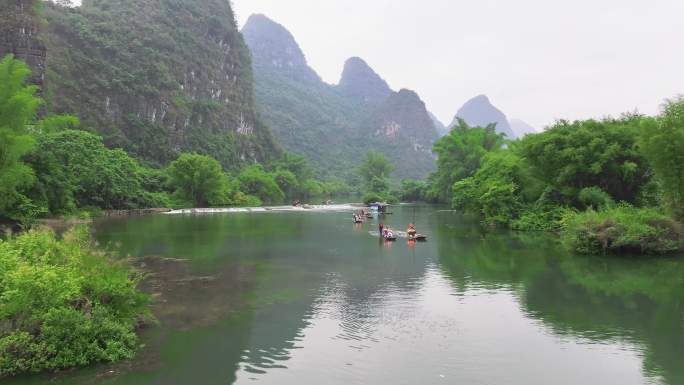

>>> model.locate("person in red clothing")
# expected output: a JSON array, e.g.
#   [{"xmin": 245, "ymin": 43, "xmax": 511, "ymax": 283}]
[
  {"xmin": 379, "ymin": 222, "xmax": 384, "ymax": 237},
  {"xmin": 407, "ymin": 223, "xmax": 417, "ymax": 238}
]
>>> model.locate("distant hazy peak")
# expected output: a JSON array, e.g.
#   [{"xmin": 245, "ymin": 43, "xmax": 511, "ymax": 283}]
[
  {"xmin": 428, "ymin": 111, "xmax": 447, "ymax": 136},
  {"xmin": 395, "ymin": 88, "xmax": 421, "ymax": 101},
  {"xmin": 338, "ymin": 56, "xmax": 392, "ymax": 105},
  {"xmin": 242, "ymin": 14, "xmax": 320, "ymax": 82},
  {"xmin": 452, "ymin": 94, "xmax": 515, "ymax": 139},
  {"xmin": 471, "ymin": 94, "xmax": 490, "ymax": 103},
  {"xmin": 510, "ymin": 118, "xmax": 538, "ymax": 137}
]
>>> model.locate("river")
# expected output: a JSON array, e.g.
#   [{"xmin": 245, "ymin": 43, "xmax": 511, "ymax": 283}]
[{"xmin": 9, "ymin": 204, "xmax": 684, "ymax": 384}]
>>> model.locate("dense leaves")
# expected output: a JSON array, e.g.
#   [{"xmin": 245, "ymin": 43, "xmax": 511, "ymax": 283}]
[
  {"xmin": 453, "ymin": 150, "xmax": 541, "ymax": 226},
  {"xmin": 358, "ymin": 151, "xmax": 397, "ymax": 204},
  {"xmin": 429, "ymin": 119, "xmax": 505, "ymax": 202},
  {"xmin": 0, "ymin": 227, "xmax": 151, "ymax": 376},
  {"xmin": 562, "ymin": 205, "xmax": 683, "ymax": 255},
  {"xmin": 518, "ymin": 116, "xmax": 649, "ymax": 205},
  {"xmin": 167, "ymin": 153, "xmax": 230, "ymax": 207},
  {"xmin": 26, "ymin": 130, "xmax": 146, "ymax": 213},
  {"xmin": 639, "ymin": 97, "xmax": 684, "ymax": 220},
  {"xmin": 0, "ymin": 55, "xmax": 40, "ymax": 223},
  {"xmin": 237, "ymin": 165, "xmax": 285, "ymax": 204},
  {"xmin": 398, "ymin": 179, "xmax": 428, "ymax": 202}
]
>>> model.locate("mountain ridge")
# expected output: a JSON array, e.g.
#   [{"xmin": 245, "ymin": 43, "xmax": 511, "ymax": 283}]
[
  {"xmin": 242, "ymin": 13, "xmax": 438, "ymax": 180},
  {"xmin": 338, "ymin": 57, "xmax": 392, "ymax": 106},
  {"xmin": 451, "ymin": 94, "xmax": 516, "ymax": 139}
]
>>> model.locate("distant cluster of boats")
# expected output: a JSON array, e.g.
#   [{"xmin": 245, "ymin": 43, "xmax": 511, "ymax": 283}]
[{"xmin": 353, "ymin": 203, "xmax": 428, "ymax": 243}]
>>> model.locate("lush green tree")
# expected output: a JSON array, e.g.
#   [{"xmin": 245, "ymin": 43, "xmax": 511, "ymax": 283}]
[
  {"xmin": 639, "ymin": 97, "xmax": 684, "ymax": 219},
  {"xmin": 452, "ymin": 151, "xmax": 539, "ymax": 226},
  {"xmin": 272, "ymin": 153, "xmax": 313, "ymax": 184},
  {"xmin": 167, "ymin": 153, "xmax": 229, "ymax": 207},
  {"xmin": 399, "ymin": 179, "xmax": 427, "ymax": 202},
  {"xmin": 518, "ymin": 116, "xmax": 650, "ymax": 206},
  {"xmin": 0, "ymin": 55, "xmax": 40, "ymax": 222},
  {"xmin": 302, "ymin": 179, "xmax": 323, "ymax": 198},
  {"xmin": 26, "ymin": 130, "xmax": 145, "ymax": 213},
  {"xmin": 0, "ymin": 55, "xmax": 81, "ymax": 222},
  {"xmin": 319, "ymin": 179, "xmax": 352, "ymax": 196},
  {"xmin": 429, "ymin": 119, "xmax": 505, "ymax": 202},
  {"xmin": 272, "ymin": 169, "xmax": 298, "ymax": 198},
  {"xmin": 0, "ymin": 226, "xmax": 152, "ymax": 376},
  {"xmin": 267, "ymin": 153, "xmax": 350, "ymax": 200},
  {"xmin": 358, "ymin": 151, "xmax": 394, "ymax": 193},
  {"xmin": 238, "ymin": 164, "xmax": 284, "ymax": 204}
]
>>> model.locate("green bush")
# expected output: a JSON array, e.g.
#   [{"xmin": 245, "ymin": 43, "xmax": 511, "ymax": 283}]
[
  {"xmin": 0, "ymin": 226, "xmax": 152, "ymax": 377},
  {"xmin": 362, "ymin": 192, "xmax": 397, "ymax": 205},
  {"xmin": 167, "ymin": 153, "xmax": 231, "ymax": 207},
  {"xmin": 452, "ymin": 151, "xmax": 541, "ymax": 227},
  {"xmin": 429, "ymin": 119, "xmax": 505, "ymax": 202},
  {"xmin": 231, "ymin": 191, "xmax": 262, "ymax": 207},
  {"xmin": 511, "ymin": 206, "xmax": 570, "ymax": 232},
  {"xmin": 399, "ymin": 179, "xmax": 427, "ymax": 202},
  {"xmin": 518, "ymin": 116, "xmax": 650, "ymax": 206},
  {"xmin": 561, "ymin": 205, "xmax": 683, "ymax": 255},
  {"xmin": 578, "ymin": 187, "xmax": 614, "ymax": 210},
  {"xmin": 238, "ymin": 165, "xmax": 284, "ymax": 204},
  {"xmin": 639, "ymin": 98, "xmax": 684, "ymax": 220},
  {"xmin": 26, "ymin": 130, "xmax": 146, "ymax": 213}
]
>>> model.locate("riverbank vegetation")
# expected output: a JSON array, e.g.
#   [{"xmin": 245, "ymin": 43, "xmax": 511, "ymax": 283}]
[
  {"xmin": 358, "ymin": 151, "xmax": 398, "ymax": 204},
  {"xmin": 0, "ymin": 54, "xmax": 355, "ymax": 376},
  {"xmin": 0, "ymin": 55, "xmax": 349, "ymax": 228},
  {"xmin": 0, "ymin": 226, "xmax": 152, "ymax": 377},
  {"xmin": 424, "ymin": 101, "xmax": 684, "ymax": 256}
]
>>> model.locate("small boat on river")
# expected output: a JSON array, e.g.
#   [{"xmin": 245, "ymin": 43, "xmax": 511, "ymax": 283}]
[{"xmin": 369, "ymin": 230, "xmax": 427, "ymax": 241}]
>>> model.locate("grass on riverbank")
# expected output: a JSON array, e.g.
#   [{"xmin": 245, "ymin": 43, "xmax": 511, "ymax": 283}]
[
  {"xmin": 0, "ymin": 226, "xmax": 153, "ymax": 377},
  {"xmin": 561, "ymin": 205, "xmax": 684, "ymax": 255}
]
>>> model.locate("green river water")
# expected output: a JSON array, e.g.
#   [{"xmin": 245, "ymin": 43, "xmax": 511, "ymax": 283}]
[{"xmin": 8, "ymin": 204, "xmax": 684, "ymax": 385}]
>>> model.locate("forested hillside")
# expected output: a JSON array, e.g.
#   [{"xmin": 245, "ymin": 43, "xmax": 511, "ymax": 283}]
[
  {"xmin": 0, "ymin": 0, "xmax": 350, "ymax": 227},
  {"xmin": 242, "ymin": 14, "xmax": 439, "ymax": 181},
  {"xmin": 40, "ymin": 0, "xmax": 280, "ymax": 167}
]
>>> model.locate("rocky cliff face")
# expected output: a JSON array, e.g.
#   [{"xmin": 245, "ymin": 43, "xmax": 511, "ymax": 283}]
[
  {"xmin": 26, "ymin": 0, "xmax": 280, "ymax": 167},
  {"xmin": 429, "ymin": 112, "xmax": 448, "ymax": 136},
  {"xmin": 451, "ymin": 95, "xmax": 515, "ymax": 139},
  {"xmin": 0, "ymin": 0, "xmax": 46, "ymax": 87},
  {"xmin": 365, "ymin": 89, "xmax": 437, "ymax": 177},
  {"xmin": 338, "ymin": 57, "xmax": 392, "ymax": 106},
  {"xmin": 243, "ymin": 14, "xmax": 438, "ymax": 180},
  {"xmin": 241, "ymin": 14, "xmax": 320, "ymax": 84}
]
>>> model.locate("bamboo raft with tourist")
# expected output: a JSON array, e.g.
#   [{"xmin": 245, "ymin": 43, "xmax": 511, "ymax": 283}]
[{"xmin": 357, "ymin": 203, "xmax": 428, "ymax": 242}]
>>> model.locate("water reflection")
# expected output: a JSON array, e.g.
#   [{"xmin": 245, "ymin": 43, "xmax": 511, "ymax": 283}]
[
  {"xmin": 436, "ymin": 219, "xmax": 684, "ymax": 385},
  {"xmin": 6, "ymin": 206, "xmax": 683, "ymax": 385}
]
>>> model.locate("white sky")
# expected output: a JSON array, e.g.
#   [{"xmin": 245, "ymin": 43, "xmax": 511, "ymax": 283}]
[{"xmin": 231, "ymin": 0, "xmax": 684, "ymax": 128}]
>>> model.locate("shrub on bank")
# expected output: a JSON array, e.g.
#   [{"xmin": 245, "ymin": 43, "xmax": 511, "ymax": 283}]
[
  {"xmin": 561, "ymin": 205, "xmax": 683, "ymax": 255},
  {"xmin": 0, "ymin": 227, "xmax": 152, "ymax": 377},
  {"xmin": 511, "ymin": 206, "xmax": 570, "ymax": 232},
  {"xmin": 362, "ymin": 192, "xmax": 398, "ymax": 205}
]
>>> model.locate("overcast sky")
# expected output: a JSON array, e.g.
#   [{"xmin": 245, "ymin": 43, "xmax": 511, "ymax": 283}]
[{"xmin": 231, "ymin": 0, "xmax": 684, "ymax": 129}]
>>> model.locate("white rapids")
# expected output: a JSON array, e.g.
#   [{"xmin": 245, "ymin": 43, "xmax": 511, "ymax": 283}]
[{"xmin": 164, "ymin": 204, "xmax": 362, "ymax": 215}]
